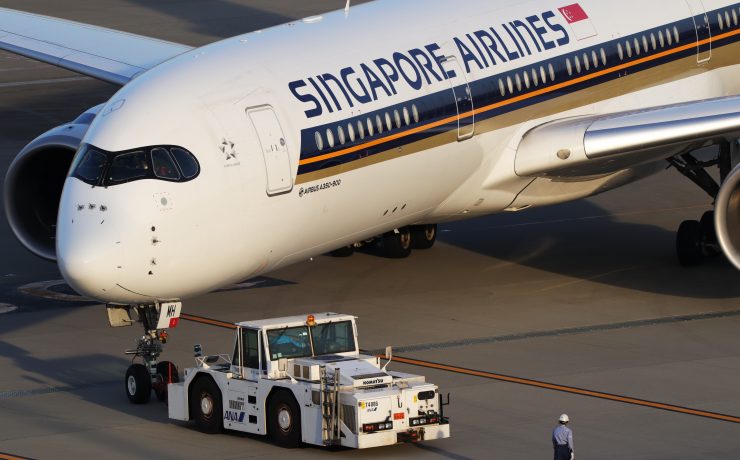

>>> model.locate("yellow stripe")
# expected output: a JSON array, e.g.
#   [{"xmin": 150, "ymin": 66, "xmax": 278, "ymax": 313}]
[
  {"xmin": 0, "ymin": 453, "xmax": 33, "ymax": 460},
  {"xmin": 388, "ymin": 355, "xmax": 740, "ymax": 424},
  {"xmin": 299, "ymin": 28, "xmax": 740, "ymax": 167}
]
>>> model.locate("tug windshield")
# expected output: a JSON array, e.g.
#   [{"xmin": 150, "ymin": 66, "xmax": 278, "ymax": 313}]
[{"xmin": 266, "ymin": 321, "xmax": 356, "ymax": 360}]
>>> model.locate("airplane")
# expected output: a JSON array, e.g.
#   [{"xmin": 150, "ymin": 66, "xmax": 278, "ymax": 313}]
[{"xmin": 1, "ymin": 0, "xmax": 739, "ymax": 402}]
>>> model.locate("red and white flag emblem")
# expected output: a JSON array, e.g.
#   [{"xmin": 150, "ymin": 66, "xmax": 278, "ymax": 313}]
[{"xmin": 559, "ymin": 4, "xmax": 589, "ymax": 23}]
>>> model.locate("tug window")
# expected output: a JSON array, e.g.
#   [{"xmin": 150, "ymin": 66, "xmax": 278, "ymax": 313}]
[
  {"xmin": 108, "ymin": 151, "xmax": 149, "ymax": 183},
  {"xmin": 151, "ymin": 148, "xmax": 180, "ymax": 180}
]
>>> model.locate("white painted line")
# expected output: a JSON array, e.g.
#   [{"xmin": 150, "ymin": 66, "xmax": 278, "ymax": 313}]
[
  {"xmin": 0, "ymin": 303, "xmax": 18, "ymax": 314},
  {"xmin": 0, "ymin": 76, "xmax": 91, "ymax": 88}
]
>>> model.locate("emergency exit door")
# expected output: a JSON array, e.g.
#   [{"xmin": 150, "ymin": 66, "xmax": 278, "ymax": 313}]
[
  {"xmin": 247, "ymin": 106, "xmax": 293, "ymax": 196},
  {"xmin": 684, "ymin": 0, "xmax": 712, "ymax": 63},
  {"xmin": 441, "ymin": 56, "xmax": 475, "ymax": 141}
]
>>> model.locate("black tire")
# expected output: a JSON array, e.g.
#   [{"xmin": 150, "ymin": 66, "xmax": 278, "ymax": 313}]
[
  {"xmin": 677, "ymin": 220, "xmax": 704, "ymax": 266},
  {"xmin": 700, "ymin": 211, "xmax": 721, "ymax": 256},
  {"xmin": 190, "ymin": 377, "xmax": 223, "ymax": 434},
  {"xmin": 380, "ymin": 228, "xmax": 412, "ymax": 259},
  {"xmin": 328, "ymin": 245, "xmax": 354, "ymax": 257},
  {"xmin": 154, "ymin": 361, "xmax": 179, "ymax": 402},
  {"xmin": 125, "ymin": 363, "xmax": 151, "ymax": 404},
  {"xmin": 411, "ymin": 224, "xmax": 437, "ymax": 250},
  {"xmin": 267, "ymin": 390, "xmax": 302, "ymax": 448}
]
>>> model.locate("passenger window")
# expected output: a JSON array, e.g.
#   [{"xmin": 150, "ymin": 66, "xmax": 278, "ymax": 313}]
[
  {"xmin": 506, "ymin": 76, "xmax": 513, "ymax": 93},
  {"xmin": 600, "ymin": 48, "xmax": 607, "ymax": 65},
  {"xmin": 618, "ymin": 43, "xmax": 624, "ymax": 60},
  {"xmin": 314, "ymin": 131, "xmax": 324, "ymax": 150},
  {"xmin": 357, "ymin": 120, "xmax": 365, "ymax": 139},
  {"xmin": 412, "ymin": 104, "xmax": 420, "ymax": 123},
  {"xmin": 515, "ymin": 73, "xmax": 522, "ymax": 92},
  {"xmin": 498, "ymin": 79, "xmax": 505, "ymax": 96},
  {"xmin": 384, "ymin": 112, "xmax": 392, "ymax": 131},
  {"xmin": 326, "ymin": 128, "xmax": 335, "ymax": 148},
  {"xmin": 366, "ymin": 117, "xmax": 374, "ymax": 136},
  {"xmin": 151, "ymin": 148, "xmax": 181, "ymax": 180},
  {"xmin": 376, "ymin": 114, "xmax": 383, "ymax": 134},
  {"xmin": 719, "ymin": 13, "xmax": 725, "ymax": 30},
  {"xmin": 539, "ymin": 66, "xmax": 547, "ymax": 83},
  {"xmin": 642, "ymin": 36, "xmax": 649, "ymax": 53},
  {"xmin": 582, "ymin": 53, "xmax": 590, "ymax": 71},
  {"xmin": 337, "ymin": 125, "xmax": 346, "ymax": 145},
  {"xmin": 574, "ymin": 55, "xmax": 581, "ymax": 73},
  {"xmin": 74, "ymin": 148, "xmax": 106, "ymax": 183},
  {"xmin": 634, "ymin": 38, "xmax": 640, "ymax": 55},
  {"xmin": 402, "ymin": 107, "xmax": 410, "ymax": 126},
  {"xmin": 626, "ymin": 40, "xmax": 632, "ymax": 58},
  {"xmin": 523, "ymin": 71, "xmax": 530, "ymax": 89},
  {"xmin": 347, "ymin": 123, "xmax": 355, "ymax": 142},
  {"xmin": 666, "ymin": 29, "xmax": 672, "ymax": 46},
  {"xmin": 733, "ymin": 9, "xmax": 738, "ymax": 26},
  {"xmin": 727, "ymin": 11, "xmax": 733, "ymax": 27},
  {"xmin": 650, "ymin": 33, "xmax": 657, "ymax": 50},
  {"xmin": 591, "ymin": 51, "xmax": 598, "ymax": 68},
  {"xmin": 393, "ymin": 109, "xmax": 401, "ymax": 129},
  {"xmin": 659, "ymin": 30, "xmax": 665, "ymax": 47},
  {"xmin": 673, "ymin": 26, "xmax": 679, "ymax": 43},
  {"xmin": 548, "ymin": 63, "xmax": 555, "ymax": 81},
  {"xmin": 531, "ymin": 68, "xmax": 539, "ymax": 86},
  {"xmin": 108, "ymin": 151, "xmax": 149, "ymax": 183},
  {"xmin": 170, "ymin": 148, "xmax": 199, "ymax": 179}
]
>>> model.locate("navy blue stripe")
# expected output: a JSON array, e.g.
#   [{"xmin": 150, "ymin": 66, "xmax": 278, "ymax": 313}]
[{"xmin": 297, "ymin": 5, "xmax": 740, "ymax": 177}]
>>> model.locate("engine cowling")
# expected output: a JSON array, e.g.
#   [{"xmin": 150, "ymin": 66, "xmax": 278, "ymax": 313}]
[
  {"xmin": 3, "ymin": 104, "xmax": 103, "ymax": 261},
  {"xmin": 716, "ymin": 162, "xmax": 740, "ymax": 270}
]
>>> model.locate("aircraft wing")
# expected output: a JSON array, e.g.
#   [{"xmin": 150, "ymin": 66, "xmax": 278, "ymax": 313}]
[
  {"xmin": 0, "ymin": 7, "xmax": 193, "ymax": 86},
  {"xmin": 515, "ymin": 95, "xmax": 740, "ymax": 178}
]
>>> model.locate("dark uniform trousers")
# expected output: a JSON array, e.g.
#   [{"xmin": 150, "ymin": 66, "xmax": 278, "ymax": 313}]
[{"xmin": 553, "ymin": 444, "xmax": 572, "ymax": 460}]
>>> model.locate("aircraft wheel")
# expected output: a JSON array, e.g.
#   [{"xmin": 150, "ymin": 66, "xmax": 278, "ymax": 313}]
[
  {"xmin": 411, "ymin": 224, "xmax": 437, "ymax": 250},
  {"xmin": 380, "ymin": 228, "xmax": 412, "ymax": 258},
  {"xmin": 700, "ymin": 211, "xmax": 721, "ymax": 256},
  {"xmin": 268, "ymin": 390, "xmax": 302, "ymax": 448},
  {"xmin": 125, "ymin": 363, "xmax": 151, "ymax": 404},
  {"xmin": 190, "ymin": 377, "xmax": 223, "ymax": 434},
  {"xmin": 154, "ymin": 361, "xmax": 179, "ymax": 402},
  {"xmin": 676, "ymin": 220, "xmax": 704, "ymax": 266}
]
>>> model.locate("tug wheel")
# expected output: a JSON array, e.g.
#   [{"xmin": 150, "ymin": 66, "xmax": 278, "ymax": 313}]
[
  {"xmin": 154, "ymin": 361, "xmax": 179, "ymax": 402},
  {"xmin": 190, "ymin": 377, "xmax": 223, "ymax": 434},
  {"xmin": 268, "ymin": 390, "xmax": 302, "ymax": 448},
  {"xmin": 125, "ymin": 363, "xmax": 151, "ymax": 404}
]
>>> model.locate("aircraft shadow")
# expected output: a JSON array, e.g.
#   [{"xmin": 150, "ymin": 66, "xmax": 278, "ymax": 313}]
[{"xmin": 437, "ymin": 199, "xmax": 740, "ymax": 299}]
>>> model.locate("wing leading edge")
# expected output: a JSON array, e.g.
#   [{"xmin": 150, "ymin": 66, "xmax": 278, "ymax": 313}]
[
  {"xmin": 516, "ymin": 96, "xmax": 740, "ymax": 179},
  {"xmin": 0, "ymin": 7, "xmax": 193, "ymax": 85}
]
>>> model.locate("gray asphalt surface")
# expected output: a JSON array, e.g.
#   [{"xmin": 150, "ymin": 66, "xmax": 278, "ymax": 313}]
[{"xmin": 1, "ymin": 1, "xmax": 739, "ymax": 459}]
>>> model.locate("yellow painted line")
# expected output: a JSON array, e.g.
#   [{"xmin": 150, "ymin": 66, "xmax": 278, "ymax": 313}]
[
  {"xmin": 387, "ymin": 355, "xmax": 740, "ymax": 424},
  {"xmin": 0, "ymin": 453, "xmax": 34, "ymax": 460},
  {"xmin": 299, "ymin": 27, "xmax": 740, "ymax": 167}
]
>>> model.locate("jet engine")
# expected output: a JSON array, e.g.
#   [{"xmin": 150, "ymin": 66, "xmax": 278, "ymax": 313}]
[
  {"xmin": 3, "ymin": 104, "xmax": 103, "ymax": 261},
  {"xmin": 716, "ymin": 163, "xmax": 740, "ymax": 270}
]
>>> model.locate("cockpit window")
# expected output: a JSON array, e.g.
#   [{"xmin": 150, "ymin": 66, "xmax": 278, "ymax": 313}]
[
  {"xmin": 170, "ymin": 147, "xmax": 199, "ymax": 179},
  {"xmin": 108, "ymin": 151, "xmax": 149, "ymax": 183},
  {"xmin": 152, "ymin": 148, "xmax": 181, "ymax": 180},
  {"xmin": 75, "ymin": 149, "xmax": 106, "ymax": 183},
  {"xmin": 70, "ymin": 144, "xmax": 200, "ymax": 187}
]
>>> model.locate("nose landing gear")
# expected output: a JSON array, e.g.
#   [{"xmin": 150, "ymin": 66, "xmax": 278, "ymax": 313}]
[{"xmin": 108, "ymin": 303, "xmax": 181, "ymax": 404}]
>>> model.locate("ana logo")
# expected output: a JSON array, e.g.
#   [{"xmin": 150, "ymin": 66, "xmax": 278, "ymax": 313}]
[{"xmin": 224, "ymin": 410, "xmax": 246, "ymax": 423}]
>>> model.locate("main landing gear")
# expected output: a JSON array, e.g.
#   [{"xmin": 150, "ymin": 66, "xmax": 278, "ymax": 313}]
[
  {"xmin": 109, "ymin": 304, "xmax": 180, "ymax": 404},
  {"xmin": 327, "ymin": 224, "xmax": 439, "ymax": 259},
  {"xmin": 669, "ymin": 141, "xmax": 737, "ymax": 266}
]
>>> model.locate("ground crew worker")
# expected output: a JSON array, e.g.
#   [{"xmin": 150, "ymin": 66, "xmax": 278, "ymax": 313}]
[{"xmin": 552, "ymin": 413, "xmax": 574, "ymax": 460}]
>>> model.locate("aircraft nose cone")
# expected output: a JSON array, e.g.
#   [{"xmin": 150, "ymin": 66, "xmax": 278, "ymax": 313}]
[{"xmin": 57, "ymin": 230, "xmax": 120, "ymax": 301}]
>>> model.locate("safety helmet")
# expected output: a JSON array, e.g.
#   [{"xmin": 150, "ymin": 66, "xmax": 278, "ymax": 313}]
[{"xmin": 559, "ymin": 414, "xmax": 570, "ymax": 423}]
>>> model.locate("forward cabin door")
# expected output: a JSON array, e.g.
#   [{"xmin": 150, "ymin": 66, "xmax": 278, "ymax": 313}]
[
  {"xmin": 247, "ymin": 105, "xmax": 293, "ymax": 196},
  {"xmin": 441, "ymin": 55, "xmax": 475, "ymax": 141},
  {"xmin": 684, "ymin": 0, "xmax": 712, "ymax": 63}
]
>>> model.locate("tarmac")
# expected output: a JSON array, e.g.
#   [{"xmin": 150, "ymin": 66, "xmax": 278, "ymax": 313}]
[{"xmin": 1, "ymin": 1, "xmax": 739, "ymax": 459}]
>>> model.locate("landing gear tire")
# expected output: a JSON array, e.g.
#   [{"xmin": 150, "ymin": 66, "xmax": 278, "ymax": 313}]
[
  {"xmin": 125, "ymin": 363, "xmax": 152, "ymax": 404},
  {"xmin": 380, "ymin": 227, "xmax": 412, "ymax": 259},
  {"xmin": 410, "ymin": 224, "xmax": 437, "ymax": 250},
  {"xmin": 268, "ymin": 390, "xmax": 302, "ymax": 448},
  {"xmin": 190, "ymin": 377, "xmax": 223, "ymax": 434},
  {"xmin": 154, "ymin": 361, "xmax": 179, "ymax": 402},
  {"xmin": 700, "ymin": 211, "xmax": 721, "ymax": 257},
  {"xmin": 676, "ymin": 220, "xmax": 704, "ymax": 266},
  {"xmin": 329, "ymin": 245, "xmax": 354, "ymax": 257}
]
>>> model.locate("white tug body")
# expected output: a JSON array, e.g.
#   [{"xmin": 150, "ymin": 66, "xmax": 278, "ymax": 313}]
[{"xmin": 168, "ymin": 313, "xmax": 450, "ymax": 448}]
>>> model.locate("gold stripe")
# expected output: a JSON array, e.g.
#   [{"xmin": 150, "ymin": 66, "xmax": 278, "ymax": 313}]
[{"xmin": 295, "ymin": 37, "xmax": 740, "ymax": 185}]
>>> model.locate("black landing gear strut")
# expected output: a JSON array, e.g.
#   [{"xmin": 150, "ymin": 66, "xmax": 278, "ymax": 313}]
[
  {"xmin": 668, "ymin": 141, "xmax": 738, "ymax": 266},
  {"xmin": 111, "ymin": 304, "xmax": 180, "ymax": 404}
]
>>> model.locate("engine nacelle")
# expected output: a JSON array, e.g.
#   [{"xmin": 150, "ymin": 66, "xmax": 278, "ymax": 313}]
[
  {"xmin": 716, "ymin": 163, "xmax": 740, "ymax": 270},
  {"xmin": 3, "ymin": 104, "xmax": 103, "ymax": 261}
]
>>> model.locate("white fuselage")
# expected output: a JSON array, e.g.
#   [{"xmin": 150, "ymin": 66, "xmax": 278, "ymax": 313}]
[{"xmin": 56, "ymin": 0, "xmax": 740, "ymax": 304}]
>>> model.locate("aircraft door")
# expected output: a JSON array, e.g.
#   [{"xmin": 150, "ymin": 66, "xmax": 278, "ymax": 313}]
[
  {"xmin": 441, "ymin": 55, "xmax": 475, "ymax": 141},
  {"xmin": 684, "ymin": 0, "xmax": 711, "ymax": 63},
  {"xmin": 246, "ymin": 105, "xmax": 293, "ymax": 196}
]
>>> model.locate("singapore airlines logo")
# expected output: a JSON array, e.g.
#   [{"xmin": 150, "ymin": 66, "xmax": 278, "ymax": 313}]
[
  {"xmin": 220, "ymin": 138, "xmax": 238, "ymax": 160},
  {"xmin": 558, "ymin": 3, "xmax": 589, "ymax": 23}
]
